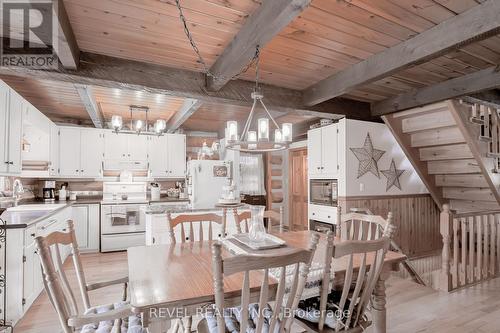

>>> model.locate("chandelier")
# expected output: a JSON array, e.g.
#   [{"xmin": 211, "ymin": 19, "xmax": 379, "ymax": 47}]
[
  {"xmin": 224, "ymin": 48, "xmax": 292, "ymax": 153},
  {"xmin": 111, "ymin": 106, "xmax": 167, "ymax": 135}
]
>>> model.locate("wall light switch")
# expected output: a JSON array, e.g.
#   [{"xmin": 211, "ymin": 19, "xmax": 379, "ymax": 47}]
[{"xmin": 359, "ymin": 183, "xmax": 364, "ymax": 192}]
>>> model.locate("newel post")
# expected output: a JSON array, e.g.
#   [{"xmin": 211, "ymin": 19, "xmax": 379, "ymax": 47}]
[{"xmin": 440, "ymin": 204, "xmax": 453, "ymax": 292}]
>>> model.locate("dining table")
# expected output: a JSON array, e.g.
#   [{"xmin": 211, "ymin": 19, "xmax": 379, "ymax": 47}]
[{"xmin": 127, "ymin": 231, "xmax": 406, "ymax": 333}]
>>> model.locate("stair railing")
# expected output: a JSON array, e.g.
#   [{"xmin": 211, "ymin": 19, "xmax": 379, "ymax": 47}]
[
  {"xmin": 440, "ymin": 204, "xmax": 500, "ymax": 292},
  {"xmin": 469, "ymin": 103, "xmax": 500, "ymax": 173}
]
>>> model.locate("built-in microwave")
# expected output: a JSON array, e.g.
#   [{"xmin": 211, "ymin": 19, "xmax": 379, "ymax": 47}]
[{"xmin": 309, "ymin": 179, "xmax": 338, "ymax": 206}]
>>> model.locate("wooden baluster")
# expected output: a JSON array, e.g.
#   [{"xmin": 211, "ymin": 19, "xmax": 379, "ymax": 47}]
[
  {"xmin": 497, "ymin": 214, "xmax": 500, "ymax": 276},
  {"xmin": 440, "ymin": 204, "xmax": 452, "ymax": 292},
  {"xmin": 490, "ymin": 214, "xmax": 496, "ymax": 277},
  {"xmin": 453, "ymin": 218, "xmax": 459, "ymax": 288},
  {"xmin": 461, "ymin": 218, "xmax": 467, "ymax": 286},
  {"xmin": 491, "ymin": 108, "xmax": 498, "ymax": 156},
  {"xmin": 484, "ymin": 215, "xmax": 490, "ymax": 280},
  {"xmin": 468, "ymin": 217, "xmax": 475, "ymax": 284},
  {"xmin": 477, "ymin": 215, "xmax": 483, "ymax": 281}
]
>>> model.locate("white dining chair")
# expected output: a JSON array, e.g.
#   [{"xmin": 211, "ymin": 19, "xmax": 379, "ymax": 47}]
[
  {"xmin": 198, "ymin": 233, "xmax": 320, "ymax": 333},
  {"xmin": 294, "ymin": 231, "xmax": 392, "ymax": 333},
  {"xmin": 234, "ymin": 207, "xmax": 284, "ymax": 233},
  {"xmin": 167, "ymin": 212, "xmax": 226, "ymax": 243},
  {"xmin": 35, "ymin": 220, "xmax": 143, "ymax": 333}
]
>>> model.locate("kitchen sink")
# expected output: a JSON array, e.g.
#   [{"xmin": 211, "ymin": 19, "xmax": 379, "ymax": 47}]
[{"xmin": 6, "ymin": 203, "xmax": 67, "ymax": 212}]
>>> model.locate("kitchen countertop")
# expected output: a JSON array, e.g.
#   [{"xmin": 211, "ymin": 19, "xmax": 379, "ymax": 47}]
[
  {"xmin": 145, "ymin": 203, "xmax": 248, "ymax": 215},
  {"xmin": 0, "ymin": 196, "xmax": 191, "ymax": 229}
]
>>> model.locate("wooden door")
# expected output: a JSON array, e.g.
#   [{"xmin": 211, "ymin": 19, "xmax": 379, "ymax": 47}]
[{"xmin": 289, "ymin": 148, "xmax": 308, "ymax": 231}]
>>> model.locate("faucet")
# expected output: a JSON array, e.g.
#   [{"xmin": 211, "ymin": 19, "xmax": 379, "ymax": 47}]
[{"xmin": 12, "ymin": 178, "xmax": 24, "ymax": 203}]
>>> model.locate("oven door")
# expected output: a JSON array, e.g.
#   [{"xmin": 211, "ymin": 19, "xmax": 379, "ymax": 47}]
[
  {"xmin": 309, "ymin": 180, "xmax": 337, "ymax": 206},
  {"xmin": 101, "ymin": 204, "xmax": 145, "ymax": 234}
]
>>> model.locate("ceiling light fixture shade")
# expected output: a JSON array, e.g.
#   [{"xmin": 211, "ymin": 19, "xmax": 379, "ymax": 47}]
[
  {"xmin": 154, "ymin": 119, "xmax": 167, "ymax": 134},
  {"xmin": 134, "ymin": 119, "xmax": 144, "ymax": 133},
  {"xmin": 225, "ymin": 47, "xmax": 291, "ymax": 153},
  {"xmin": 111, "ymin": 115, "xmax": 123, "ymax": 132}
]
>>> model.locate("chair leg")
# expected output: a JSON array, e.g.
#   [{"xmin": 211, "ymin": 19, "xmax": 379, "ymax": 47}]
[
  {"xmin": 182, "ymin": 316, "xmax": 192, "ymax": 333},
  {"xmin": 122, "ymin": 282, "xmax": 128, "ymax": 302}
]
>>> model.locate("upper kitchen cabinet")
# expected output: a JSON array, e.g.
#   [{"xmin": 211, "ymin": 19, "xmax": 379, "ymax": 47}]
[
  {"xmin": 0, "ymin": 81, "xmax": 23, "ymax": 175},
  {"xmin": 59, "ymin": 127, "xmax": 104, "ymax": 178},
  {"xmin": 49, "ymin": 123, "xmax": 59, "ymax": 176},
  {"xmin": 308, "ymin": 124, "xmax": 339, "ymax": 179},
  {"xmin": 167, "ymin": 134, "xmax": 186, "ymax": 178},
  {"xmin": 148, "ymin": 134, "xmax": 186, "ymax": 178},
  {"xmin": 104, "ymin": 131, "xmax": 148, "ymax": 162}
]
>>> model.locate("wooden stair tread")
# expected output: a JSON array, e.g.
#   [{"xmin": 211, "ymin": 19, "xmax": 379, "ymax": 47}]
[
  {"xmin": 435, "ymin": 174, "xmax": 489, "ymax": 188},
  {"xmin": 402, "ymin": 110, "xmax": 456, "ymax": 133},
  {"xmin": 427, "ymin": 159, "xmax": 480, "ymax": 174},
  {"xmin": 442, "ymin": 187, "xmax": 496, "ymax": 202},
  {"xmin": 449, "ymin": 199, "xmax": 500, "ymax": 213},
  {"xmin": 411, "ymin": 126, "xmax": 465, "ymax": 148},
  {"xmin": 419, "ymin": 143, "xmax": 473, "ymax": 161}
]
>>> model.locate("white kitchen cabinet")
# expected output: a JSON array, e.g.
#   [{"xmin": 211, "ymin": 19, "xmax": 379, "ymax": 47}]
[
  {"xmin": 147, "ymin": 134, "xmax": 186, "ymax": 179},
  {"xmin": 148, "ymin": 135, "xmax": 168, "ymax": 177},
  {"xmin": 72, "ymin": 204, "xmax": 100, "ymax": 253},
  {"xmin": 49, "ymin": 123, "xmax": 60, "ymax": 176},
  {"xmin": 104, "ymin": 131, "xmax": 148, "ymax": 162},
  {"xmin": 104, "ymin": 131, "xmax": 128, "ymax": 160},
  {"xmin": 0, "ymin": 83, "xmax": 23, "ymax": 175},
  {"xmin": 167, "ymin": 134, "xmax": 186, "ymax": 178},
  {"xmin": 59, "ymin": 127, "xmax": 104, "ymax": 178},
  {"xmin": 308, "ymin": 124, "xmax": 338, "ymax": 178},
  {"xmin": 22, "ymin": 101, "xmax": 51, "ymax": 163},
  {"xmin": 80, "ymin": 129, "xmax": 104, "ymax": 178},
  {"xmin": 59, "ymin": 127, "xmax": 81, "ymax": 177},
  {"xmin": 128, "ymin": 134, "xmax": 148, "ymax": 161}
]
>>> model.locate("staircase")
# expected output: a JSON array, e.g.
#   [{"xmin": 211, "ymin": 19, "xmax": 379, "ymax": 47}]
[{"xmin": 383, "ymin": 100, "xmax": 500, "ymax": 213}]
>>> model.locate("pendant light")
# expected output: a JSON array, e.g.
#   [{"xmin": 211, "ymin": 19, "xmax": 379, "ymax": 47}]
[{"xmin": 225, "ymin": 47, "xmax": 292, "ymax": 153}]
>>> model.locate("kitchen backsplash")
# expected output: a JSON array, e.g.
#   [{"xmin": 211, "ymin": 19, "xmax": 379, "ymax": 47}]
[{"xmin": 0, "ymin": 176, "xmax": 180, "ymax": 199}]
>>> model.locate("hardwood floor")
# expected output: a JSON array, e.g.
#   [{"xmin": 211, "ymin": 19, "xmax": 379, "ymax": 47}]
[{"xmin": 14, "ymin": 252, "xmax": 500, "ymax": 333}]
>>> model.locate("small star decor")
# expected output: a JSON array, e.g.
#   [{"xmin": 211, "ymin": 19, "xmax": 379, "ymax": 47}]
[
  {"xmin": 350, "ymin": 133, "xmax": 386, "ymax": 179},
  {"xmin": 381, "ymin": 159, "xmax": 405, "ymax": 191}
]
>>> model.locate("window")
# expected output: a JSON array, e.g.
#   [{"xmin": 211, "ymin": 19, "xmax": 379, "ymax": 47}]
[{"xmin": 239, "ymin": 153, "xmax": 266, "ymax": 195}]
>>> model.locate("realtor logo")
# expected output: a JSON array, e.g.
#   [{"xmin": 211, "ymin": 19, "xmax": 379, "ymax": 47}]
[{"xmin": 1, "ymin": 0, "xmax": 58, "ymax": 68}]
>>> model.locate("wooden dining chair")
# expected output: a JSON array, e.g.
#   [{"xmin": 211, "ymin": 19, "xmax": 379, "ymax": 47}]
[
  {"xmin": 340, "ymin": 211, "xmax": 394, "ymax": 241},
  {"xmin": 294, "ymin": 231, "xmax": 392, "ymax": 333},
  {"xmin": 198, "ymin": 233, "xmax": 320, "ymax": 333},
  {"xmin": 234, "ymin": 207, "xmax": 284, "ymax": 233},
  {"xmin": 167, "ymin": 212, "xmax": 226, "ymax": 243},
  {"xmin": 34, "ymin": 220, "xmax": 140, "ymax": 333}
]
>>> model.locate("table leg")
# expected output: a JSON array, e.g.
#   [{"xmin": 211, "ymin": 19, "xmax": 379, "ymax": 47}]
[{"xmin": 371, "ymin": 270, "xmax": 389, "ymax": 333}]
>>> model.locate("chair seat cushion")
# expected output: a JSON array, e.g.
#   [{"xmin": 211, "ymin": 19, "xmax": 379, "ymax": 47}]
[
  {"xmin": 80, "ymin": 302, "xmax": 146, "ymax": 333},
  {"xmin": 295, "ymin": 290, "xmax": 352, "ymax": 329},
  {"xmin": 204, "ymin": 303, "xmax": 280, "ymax": 333}
]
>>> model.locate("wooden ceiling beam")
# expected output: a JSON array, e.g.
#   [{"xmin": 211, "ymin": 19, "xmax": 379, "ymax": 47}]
[
  {"xmin": 73, "ymin": 84, "xmax": 104, "ymax": 128},
  {"xmin": 372, "ymin": 66, "xmax": 500, "ymax": 116},
  {"xmin": 166, "ymin": 98, "xmax": 203, "ymax": 133},
  {"xmin": 52, "ymin": 0, "xmax": 79, "ymax": 69},
  {"xmin": 303, "ymin": 0, "xmax": 500, "ymax": 106},
  {"xmin": 0, "ymin": 51, "xmax": 371, "ymax": 120},
  {"xmin": 206, "ymin": 0, "xmax": 311, "ymax": 91}
]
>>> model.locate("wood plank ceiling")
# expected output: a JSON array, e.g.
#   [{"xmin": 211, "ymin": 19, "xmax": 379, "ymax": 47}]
[{"xmin": 1, "ymin": 0, "xmax": 499, "ymax": 133}]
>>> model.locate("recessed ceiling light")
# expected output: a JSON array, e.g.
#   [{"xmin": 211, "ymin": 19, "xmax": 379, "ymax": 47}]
[
  {"xmin": 113, "ymin": 88, "xmax": 121, "ymax": 97},
  {"xmin": 135, "ymin": 90, "xmax": 143, "ymax": 99},
  {"xmin": 155, "ymin": 94, "xmax": 163, "ymax": 103}
]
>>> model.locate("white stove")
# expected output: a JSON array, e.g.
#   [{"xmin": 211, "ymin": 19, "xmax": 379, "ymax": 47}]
[{"xmin": 100, "ymin": 182, "xmax": 148, "ymax": 252}]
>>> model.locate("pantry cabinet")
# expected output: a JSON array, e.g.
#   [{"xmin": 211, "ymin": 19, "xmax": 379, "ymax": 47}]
[
  {"xmin": 59, "ymin": 127, "xmax": 104, "ymax": 178},
  {"xmin": 0, "ymin": 81, "xmax": 23, "ymax": 175},
  {"xmin": 148, "ymin": 134, "xmax": 186, "ymax": 178},
  {"xmin": 308, "ymin": 124, "xmax": 339, "ymax": 178}
]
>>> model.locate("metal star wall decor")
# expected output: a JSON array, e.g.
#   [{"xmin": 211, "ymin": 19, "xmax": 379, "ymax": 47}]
[
  {"xmin": 350, "ymin": 133, "xmax": 386, "ymax": 178},
  {"xmin": 381, "ymin": 159, "xmax": 405, "ymax": 191}
]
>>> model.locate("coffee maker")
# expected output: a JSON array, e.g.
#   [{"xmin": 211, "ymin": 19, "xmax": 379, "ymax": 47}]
[{"xmin": 42, "ymin": 180, "xmax": 56, "ymax": 202}]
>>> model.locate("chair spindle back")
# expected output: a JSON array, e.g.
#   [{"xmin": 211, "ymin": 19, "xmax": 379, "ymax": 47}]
[{"xmin": 167, "ymin": 212, "xmax": 226, "ymax": 243}]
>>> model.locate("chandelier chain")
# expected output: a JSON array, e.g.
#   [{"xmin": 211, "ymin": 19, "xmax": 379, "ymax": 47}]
[{"xmin": 175, "ymin": 0, "xmax": 260, "ymax": 82}]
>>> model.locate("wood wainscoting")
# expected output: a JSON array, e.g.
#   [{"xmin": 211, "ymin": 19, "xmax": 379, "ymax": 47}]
[{"xmin": 339, "ymin": 194, "xmax": 441, "ymax": 258}]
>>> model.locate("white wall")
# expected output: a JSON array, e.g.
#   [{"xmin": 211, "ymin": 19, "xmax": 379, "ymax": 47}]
[{"xmin": 339, "ymin": 118, "xmax": 427, "ymax": 197}]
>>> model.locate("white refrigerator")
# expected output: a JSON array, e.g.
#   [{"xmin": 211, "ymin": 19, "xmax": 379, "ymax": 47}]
[{"xmin": 187, "ymin": 152, "xmax": 240, "ymax": 209}]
